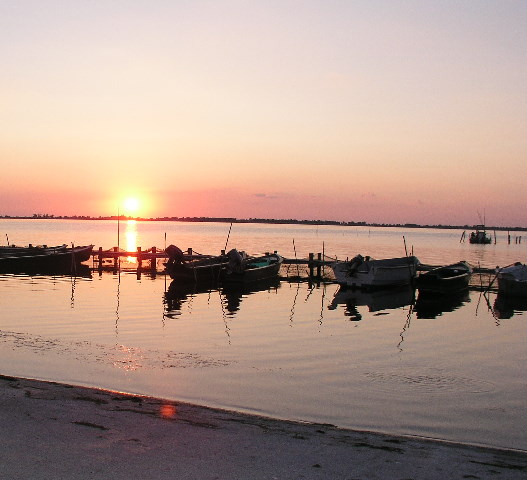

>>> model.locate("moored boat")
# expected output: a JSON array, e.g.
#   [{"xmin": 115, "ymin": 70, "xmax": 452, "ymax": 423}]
[
  {"xmin": 221, "ymin": 250, "xmax": 283, "ymax": 283},
  {"xmin": 0, "ymin": 244, "xmax": 93, "ymax": 273},
  {"xmin": 497, "ymin": 263, "xmax": 527, "ymax": 297},
  {"xmin": 331, "ymin": 255, "xmax": 419, "ymax": 288},
  {"xmin": 416, "ymin": 261, "xmax": 472, "ymax": 294},
  {"xmin": 469, "ymin": 225, "xmax": 492, "ymax": 244},
  {"xmin": 166, "ymin": 255, "xmax": 230, "ymax": 283}
]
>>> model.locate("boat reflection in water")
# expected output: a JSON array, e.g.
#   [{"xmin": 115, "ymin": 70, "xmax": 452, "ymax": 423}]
[
  {"xmin": 0, "ymin": 263, "xmax": 92, "ymax": 279},
  {"xmin": 221, "ymin": 277, "xmax": 281, "ymax": 314},
  {"xmin": 328, "ymin": 285, "xmax": 415, "ymax": 321},
  {"xmin": 163, "ymin": 277, "xmax": 282, "ymax": 317},
  {"xmin": 163, "ymin": 280, "xmax": 217, "ymax": 317},
  {"xmin": 493, "ymin": 293, "xmax": 527, "ymax": 320},
  {"xmin": 414, "ymin": 290, "xmax": 470, "ymax": 319}
]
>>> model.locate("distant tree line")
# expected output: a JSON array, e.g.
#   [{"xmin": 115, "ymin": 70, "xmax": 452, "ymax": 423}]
[{"xmin": 1, "ymin": 214, "xmax": 526, "ymax": 232}]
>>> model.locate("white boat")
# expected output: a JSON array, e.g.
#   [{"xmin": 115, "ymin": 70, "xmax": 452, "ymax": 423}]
[
  {"xmin": 497, "ymin": 263, "xmax": 527, "ymax": 297},
  {"xmin": 331, "ymin": 254, "xmax": 419, "ymax": 288}
]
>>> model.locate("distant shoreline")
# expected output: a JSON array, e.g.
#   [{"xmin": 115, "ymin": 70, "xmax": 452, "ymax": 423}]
[
  {"xmin": 1, "ymin": 215, "xmax": 525, "ymax": 232},
  {"xmin": 2, "ymin": 214, "xmax": 527, "ymax": 232}
]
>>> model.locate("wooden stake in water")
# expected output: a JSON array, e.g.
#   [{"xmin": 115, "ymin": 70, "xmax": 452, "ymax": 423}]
[
  {"xmin": 224, "ymin": 222, "xmax": 233, "ymax": 251},
  {"xmin": 293, "ymin": 238, "xmax": 299, "ymax": 276}
]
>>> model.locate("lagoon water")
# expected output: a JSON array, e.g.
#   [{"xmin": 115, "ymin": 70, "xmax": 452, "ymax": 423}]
[{"xmin": 1, "ymin": 219, "xmax": 526, "ymax": 451}]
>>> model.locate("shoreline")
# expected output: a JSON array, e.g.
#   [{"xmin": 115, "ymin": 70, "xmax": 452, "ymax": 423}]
[{"xmin": 1, "ymin": 375, "xmax": 526, "ymax": 479}]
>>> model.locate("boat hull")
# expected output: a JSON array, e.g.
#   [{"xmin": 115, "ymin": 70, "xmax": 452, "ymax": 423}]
[
  {"xmin": 166, "ymin": 256, "xmax": 228, "ymax": 283},
  {"xmin": 331, "ymin": 256, "xmax": 419, "ymax": 288},
  {"xmin": 0, "ymin": 245, "xmax": 93, "ymax": 274},
  {"xmin": 221, "ymin": 253, "xmax": 283, "ymax": 283},
  {"xmin": 416, "ymin": 262, "xmax": 472, "ymax": 294},
  {"xmin": 497, "ymin": 263, "xmax": 527, "ymax": 297}
]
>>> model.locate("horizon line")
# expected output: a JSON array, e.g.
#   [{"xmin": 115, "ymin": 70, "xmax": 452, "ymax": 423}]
[{"xmin": 1, "ymin": 214, "xmax": 527, "ymax": 232}]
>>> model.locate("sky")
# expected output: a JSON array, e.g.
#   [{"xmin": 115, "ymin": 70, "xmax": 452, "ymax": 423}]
[{"xmin": 1, "ymin": 1, "xmax": 526, "ymax": 227}]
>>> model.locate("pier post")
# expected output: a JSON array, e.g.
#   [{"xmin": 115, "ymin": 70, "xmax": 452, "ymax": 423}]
[
  {"xmin": 308, "ymin": 253, "xmax": 314, "ymax": 277},
  {"xmin": 150, "ymin": 247, "xmax": 157, "ymax": 272},
  {"xmin": 98, "ymin": 247, "xmax": 103, "ymax": 269},
  {"xmin": 137, "ymin": 246, "xmax": 142, "ymax": 269},
  {"xmin": 113, "ymin": 246, "xmax": 118, "ymax": 270},
  {"xmin": 317, "ymin": 253, "xmax": 322, "ymax": 278}
]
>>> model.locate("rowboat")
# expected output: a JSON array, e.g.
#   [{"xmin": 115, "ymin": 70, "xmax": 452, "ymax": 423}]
[
  {"xmin": 497, "ymin": 263, "xmax": 527, "ymax": 297},
  {"xmin": 416, "ymin": 261, "xmax": 472, "ymax": 294},
  {"xmin": 331, "ymin": 255, "xmax": 419, "ymax": 288},
  {"xmin": 0, "ymin": 244, "xmax": 93, "ymax": 273},
  {"xmin": 166, "ymin": 253, "xmax": 230, "ymax": 283},
  {"xmin": 221, "ymin": 250, "xmax": 283, "ymax": 283}
]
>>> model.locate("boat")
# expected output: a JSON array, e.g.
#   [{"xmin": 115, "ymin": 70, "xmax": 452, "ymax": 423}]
[
  {"xmin": 330, "ymin": 255, "xmax": 419, "ymax": 288},
  {"xmin": 221, "ymin": 249, "xmax": 283, "ymax": 283},
  {"xmin": 165, "ymin": 245, "xmax": 230, "ymax": 283},
  {"xmin": 416, "ymin": 261, "xmax": 472, "ymax": 294},
  {"xmin": 496, "ymin": 263, "xmax": 527, "ymax": 297},
  {"xmin": 469, "ymin": 225, "xmax": 492, "ymax": 244},
  {"xmin": 0, "ymin": 244, "xmax": 93, "ymax": 273}
]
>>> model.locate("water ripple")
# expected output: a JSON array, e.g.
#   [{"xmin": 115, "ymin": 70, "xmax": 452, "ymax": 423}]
[
  {"xmin": 0, "ymin": 330, "xmax": 231, "ymax": 371},
  {"xmin": 363, "ymin": 367, "xmax": 495, "ymax": 394}
]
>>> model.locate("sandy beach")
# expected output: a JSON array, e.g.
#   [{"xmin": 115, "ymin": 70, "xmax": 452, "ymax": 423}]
[{"xmin": 0, "ymin": 375, "xmax": 525, "ymax": 479}]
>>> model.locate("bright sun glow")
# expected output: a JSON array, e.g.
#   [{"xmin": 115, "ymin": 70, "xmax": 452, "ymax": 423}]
[{"xmin": 123, "ymin": 197, "xmax": 140, "ymax": 214}]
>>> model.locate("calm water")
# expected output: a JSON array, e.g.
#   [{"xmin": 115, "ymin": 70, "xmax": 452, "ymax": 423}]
[{"xmin": 1, "ymin": 219, "xmax": 526, "ymax": 451}]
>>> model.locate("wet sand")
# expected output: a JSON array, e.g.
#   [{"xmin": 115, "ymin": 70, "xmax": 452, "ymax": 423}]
[{"xmin": 1, "ymin": 375, "xmax": 526, "ymax": 479}]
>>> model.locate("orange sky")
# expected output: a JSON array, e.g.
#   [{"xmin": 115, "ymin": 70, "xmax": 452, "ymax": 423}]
[{"xmin": 1, "ymin": 1, "xmax": 526, "ymax": 227}]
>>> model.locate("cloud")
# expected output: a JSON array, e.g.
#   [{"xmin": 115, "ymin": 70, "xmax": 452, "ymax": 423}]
[{"xmin": 254, "ymin": 193, "xmax": 280, "ymax": 200}]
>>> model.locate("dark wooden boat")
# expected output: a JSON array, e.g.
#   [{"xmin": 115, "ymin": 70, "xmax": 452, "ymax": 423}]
[
  {"xmin": 221, "ymin": 250, "xmax": 283, "ymax": 283},
  {"xmin": 166, "ymin": 254, "xmax": 230, "ymax": 282},
  {"xmin": 0, "ymin": 244, "xmax": 93, "ymax": 273},
  {"xmin": 416, "ymin": 261, "xmax": 472, "ymax": 294},
  {"xmin": 164, "ymin": 245, "xmax": 229, "ymax": 283}
]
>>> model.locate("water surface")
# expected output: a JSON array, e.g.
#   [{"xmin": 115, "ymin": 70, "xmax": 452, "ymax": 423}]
[{"xmin": 0, "ymin": 219, "xmax": 525, "ymax": 451}]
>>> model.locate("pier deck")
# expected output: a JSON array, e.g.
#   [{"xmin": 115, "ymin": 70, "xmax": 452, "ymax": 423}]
[{"xmin": 89, "ymin": 247, "xmax": 497, "ymax": 275}]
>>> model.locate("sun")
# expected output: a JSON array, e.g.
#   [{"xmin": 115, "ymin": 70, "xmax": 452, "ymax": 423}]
[{"xmin": 123, "ymin": 197, "xmax": 140, "ymax": 215}]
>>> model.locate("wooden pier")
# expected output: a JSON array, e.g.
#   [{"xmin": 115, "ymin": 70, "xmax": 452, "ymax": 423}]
[{"xmin": 90, "ymin": 246, "xmax": 498, "ymax": 277}]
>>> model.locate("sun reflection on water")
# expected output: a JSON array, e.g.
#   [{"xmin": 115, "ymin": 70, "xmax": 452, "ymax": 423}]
[{"xmin": 125, "ymin": 220, "xmax": 137, "ymax": 262}]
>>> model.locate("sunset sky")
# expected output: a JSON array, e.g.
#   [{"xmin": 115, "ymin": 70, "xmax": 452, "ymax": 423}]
[{"xmin": 1, "ymin": 1, "xmax": 526, "ymax": 227}]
